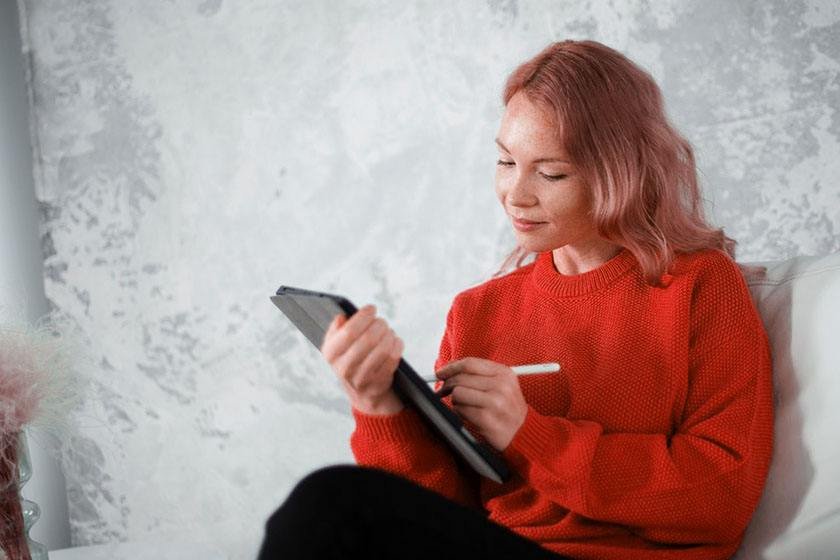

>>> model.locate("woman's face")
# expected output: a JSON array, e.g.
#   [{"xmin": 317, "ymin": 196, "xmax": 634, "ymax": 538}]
[{"xmin": 494, "ymin": 92, "xmax": 601, "ymax": 254}]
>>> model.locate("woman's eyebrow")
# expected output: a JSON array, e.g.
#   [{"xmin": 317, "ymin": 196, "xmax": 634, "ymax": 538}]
[{"xmin": 494, "ymin": 138, "xmax": 569, "ymax": 164}]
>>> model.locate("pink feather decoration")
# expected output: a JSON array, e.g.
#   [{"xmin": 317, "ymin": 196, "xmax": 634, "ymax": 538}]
[
  {"xmin": 0, "ymin": 331, "xmax": 43, "ymax": 435},
  {"xmin": 0, "ymin": 319, "xmax": 82, "ymax": 560},
  {"xmin": 0, "ymin": 320, "xmax": 81, "ymax": 437}
]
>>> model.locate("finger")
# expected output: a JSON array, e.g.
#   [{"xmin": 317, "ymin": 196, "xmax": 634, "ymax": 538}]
[
  {"xmin": 437, "ymin": 372, "xmax": 497, "ymax": 397},
  {"xmin": 435, "ymin": 357, "xmax": 508, "ymax": 381},
  {"xmin": 322, "ymin": 305, "xmax": 376, "ymax": 361},
  {"xmin": 321, "ymin": 311, "xmax": 357, "ymax": 359},
  {"xmin": 320, "ymin": 313, "xmax": 347, "ymax": 352},
  {"xmin": 434, "ymin": 358, "xmax": 467, "ymax": 381},
  {"xmin": 353, "ymin": 328, "xmax": 400, "ymax": 387},
  {"xmin": 348, "ymin": 331, "xmax": 403, "ymax": 395},
  {"xmin": 449, "ymin": 385, "xmax": 493, "ymax": 408},
  {"xmin": 327, "ymin": 313, "xmax": 347, "ymax": 334},
  {"xmin": 366, "ymin": 335, "xmax": 404, "ymax": 391},
  {"xmin": 388, "ymin": 333, "xmax": 404, "ymax": 364},
  {"xmin": 337, "ymin": 317, "xmax": 390, "ymax": 375}
]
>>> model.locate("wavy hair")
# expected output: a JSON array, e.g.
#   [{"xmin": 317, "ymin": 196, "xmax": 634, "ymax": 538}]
[{"xmin": 494, "ymin": 40, "xmax": 745, "ymax": 285}]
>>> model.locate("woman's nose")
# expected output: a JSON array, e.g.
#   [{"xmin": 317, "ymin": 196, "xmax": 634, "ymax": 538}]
[{"xmin": 505, "ymin": 175, "xmax": 537, "ymax": 207}]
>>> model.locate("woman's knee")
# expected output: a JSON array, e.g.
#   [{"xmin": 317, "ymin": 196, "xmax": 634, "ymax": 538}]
[
  {"xmin": 269, "ymin": 465, "xmax": 384, "ymax": 521},
  {"xmin": 289, "ymin": 464, "xmax": 387, "ymax": 500},
  {"xmin": 264, "ymin": 465, "xmax": 388, "ymax": 539}
]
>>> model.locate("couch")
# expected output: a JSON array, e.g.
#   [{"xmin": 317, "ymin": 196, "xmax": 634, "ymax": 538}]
[{"xmin": 735, "ymin": 250, "xmax": 840, "ymax": 558}]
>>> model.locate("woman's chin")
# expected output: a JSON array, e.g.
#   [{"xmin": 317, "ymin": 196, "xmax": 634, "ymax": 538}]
[{"xmin": 513, "ymin": 234, "xmax": 556, "ymax": 254}]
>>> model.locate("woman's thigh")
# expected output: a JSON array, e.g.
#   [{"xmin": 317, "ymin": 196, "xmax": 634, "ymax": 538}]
[{"xmin": 258, "ymin": 464, "xmax": 564, "ymax": 560}]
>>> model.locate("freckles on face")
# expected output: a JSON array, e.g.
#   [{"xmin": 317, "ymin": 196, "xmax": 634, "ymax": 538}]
[{"xmin": 494, "ymin": 92, "xmax": 598, "ymax": 252}]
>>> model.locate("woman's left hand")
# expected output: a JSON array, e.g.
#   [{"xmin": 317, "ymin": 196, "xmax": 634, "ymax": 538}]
[{"xmin": 435, "ymin": 357, "xmax": 529, "ymax": 451}]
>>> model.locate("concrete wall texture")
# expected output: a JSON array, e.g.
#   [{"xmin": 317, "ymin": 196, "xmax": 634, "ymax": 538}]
[{"xmin": 13, "ymin": 0, "xmax": 840, "ymax": 556}]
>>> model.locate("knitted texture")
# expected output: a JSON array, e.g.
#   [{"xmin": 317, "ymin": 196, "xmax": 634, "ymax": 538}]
[{"xmin": 351, "ymin": 248, "xmax": 774, "ymax": 560}]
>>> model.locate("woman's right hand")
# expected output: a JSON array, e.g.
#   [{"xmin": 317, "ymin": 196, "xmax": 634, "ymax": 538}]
[{"xmin": 320, "ymin": 304, "xmax": 405, "ymax": 415}]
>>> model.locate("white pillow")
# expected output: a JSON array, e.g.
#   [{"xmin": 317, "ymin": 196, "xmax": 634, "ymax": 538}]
[{"xmin": 735, "ymin": 252, "xmax": 840, "ymax": 559}]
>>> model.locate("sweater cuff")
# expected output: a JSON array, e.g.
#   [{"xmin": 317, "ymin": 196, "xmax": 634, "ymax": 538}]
[
  {"xmin": 351, "ymin": 405, "xmax": 431, "ymax": 441},
  {"xmin": 502, "ymin": 406, "xmax": 560, "ymax": 470}
]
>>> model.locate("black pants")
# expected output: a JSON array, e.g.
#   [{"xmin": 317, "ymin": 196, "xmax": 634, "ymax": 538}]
[{"xmin": 258, "ymin": 465, "xmax": 567, "ymax": 560}]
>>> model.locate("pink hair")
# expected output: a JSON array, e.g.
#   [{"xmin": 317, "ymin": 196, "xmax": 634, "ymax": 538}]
[{"xmin": 495, "ymin": 40, "xmax": 743, "ymax": 285}]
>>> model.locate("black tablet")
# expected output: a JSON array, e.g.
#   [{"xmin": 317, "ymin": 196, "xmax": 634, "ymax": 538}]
[{"xmin": 270, "ymin": 285, "xmax": 511, "ymax": 484}]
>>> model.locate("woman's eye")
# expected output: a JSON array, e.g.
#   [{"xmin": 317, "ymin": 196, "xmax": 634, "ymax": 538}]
[
  {"xmin": 541, "ymin": 173, "xmax": 567, "ymax": 181},
  {"xmin": 495, "ymin": 160, "xmax": 566, "ymax": 181}
]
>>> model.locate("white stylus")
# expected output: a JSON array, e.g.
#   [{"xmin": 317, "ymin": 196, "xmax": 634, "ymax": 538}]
[{"xmin": 423, "ymin": 362, "xmax": 560, "ymax": 384}]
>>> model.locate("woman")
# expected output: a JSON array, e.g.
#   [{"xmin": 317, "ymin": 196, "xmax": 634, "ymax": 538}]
[{"xmin": 259, "ymin": 39, "xmax": 774, "ymax": 560}]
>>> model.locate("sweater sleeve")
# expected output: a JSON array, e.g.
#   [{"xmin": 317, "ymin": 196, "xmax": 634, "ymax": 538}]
[
  {"xmin": 500, "ymin": 256, "xmax": 775, "ymax": 545},
  {"xmin": 349, "ymin": 301, "xmax": 480, "ymax": 508}
]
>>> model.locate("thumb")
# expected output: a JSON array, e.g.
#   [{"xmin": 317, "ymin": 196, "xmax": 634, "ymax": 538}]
[
  {"xmin": 329, "ymin": 313, "xmax": 347, "ymax": 332},
  {"xmin": 321, "ymin": 314, "xmax": 346, "ymax": 355}
]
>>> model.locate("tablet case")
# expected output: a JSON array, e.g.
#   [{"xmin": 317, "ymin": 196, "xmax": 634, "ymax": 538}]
[{"xmin": 271, "ymin": 285, "xmax": 511, "ymax": 484}]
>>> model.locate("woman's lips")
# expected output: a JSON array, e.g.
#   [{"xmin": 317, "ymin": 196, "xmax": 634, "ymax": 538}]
[{"xmin": 511, "ymin": 217, "xmax": 547, "ymax": 232}]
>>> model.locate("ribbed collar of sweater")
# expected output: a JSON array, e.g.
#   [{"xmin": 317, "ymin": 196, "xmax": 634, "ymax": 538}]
[{"xmin": 531, "ymin": 247, "xmax": 637, "ymax": 297}]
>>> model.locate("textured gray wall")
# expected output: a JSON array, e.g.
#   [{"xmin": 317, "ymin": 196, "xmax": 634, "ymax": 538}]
[{"xmin": 15, "ymin": 0, "xmax": 840, "ymax": 557}]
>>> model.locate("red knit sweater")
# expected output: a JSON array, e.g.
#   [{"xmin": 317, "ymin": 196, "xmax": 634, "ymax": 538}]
[{"xmin": 350, "ymin": 248, "xmax": 774, "ymax": 560}]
